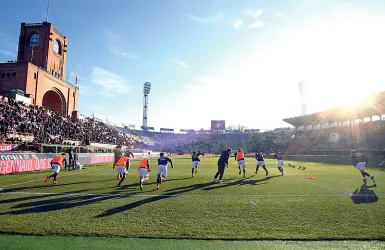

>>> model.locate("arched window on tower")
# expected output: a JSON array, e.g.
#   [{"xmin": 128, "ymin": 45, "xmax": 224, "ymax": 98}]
[
  {"xmin": 29, "ymin": 33, "xmax": 40, "ymax": 47},
  {"xmin": 53, "ymin": 39, "xmax": 62, "ymax": 55}
]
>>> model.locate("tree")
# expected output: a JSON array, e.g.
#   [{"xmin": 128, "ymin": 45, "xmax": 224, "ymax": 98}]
[
  {"xmin": 226, "ymin": 124, "xmax": 236, "ymax": 131},
  {"xmin": 237, "ymin": 124, "xmax": 248, "ymax": 132}
]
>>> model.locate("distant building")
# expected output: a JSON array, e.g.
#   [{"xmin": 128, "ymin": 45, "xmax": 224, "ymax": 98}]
[{"xmin": 0, "ymin": 22, "xmax": 79, "ymax": 117}]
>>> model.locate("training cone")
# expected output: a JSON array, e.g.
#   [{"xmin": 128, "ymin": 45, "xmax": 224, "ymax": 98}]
[{"xmin": 306, "ymin": 176, "xmax": 315, "ymax": 180}]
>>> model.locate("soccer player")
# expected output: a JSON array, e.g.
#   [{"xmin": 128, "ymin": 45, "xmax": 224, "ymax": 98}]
[
  {"xmin": 124, "ymin": 150, "xmax": 135, "ymax": 170},
  {"xmin": 114, "ymin": 145, "xmax": 123, "ymax": 180},
  {"xmin": 191, "ymin": 151, "xmax": 204, "ymax": 177},
  {"xmin": 113, "ymin": 152, "xmax": 130, "ymax": 187},
  {"xmin": 45, "ymin": 152, "xmax": 67, "ymax": 184},
  {"xmin": 138, "ymin": 158, "xmax": 151, "ymax": 191},
  {"xmin": 273, "ymin": 151, "xmax": 285, "ymax": 176},
  {"xmin": 236, "ymin": 148, "xmax": 246, "ymax": 178},
  {"xmin": 377, "ymin": 149, "xmax": 385, "ymax": 171},
  {"xmin": 234, "ymin": 152, "xmax": 237, "ymax": 161},
  {"xmin": 351, "ymin": 150, "xmax": 375, "ymax": 183},
  {"xmin": 157, "ymin": 152, "xmax": 174, "ymax": 190},
  {"xmin": 213, "ymin": 148, "xmax": 232, "ymax": 183},
  {"xmin": 66, "ymin": 148, "xmax": 75, "ymax": 171},
  {"xmin": 255, "ymin": 151, "xmax": 268, "ymax": 176}
]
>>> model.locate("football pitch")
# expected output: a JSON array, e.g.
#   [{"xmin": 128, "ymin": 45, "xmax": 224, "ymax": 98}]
[{"xmin": 0, "ymin": 156, "xmax": 384, "ymax": 249}]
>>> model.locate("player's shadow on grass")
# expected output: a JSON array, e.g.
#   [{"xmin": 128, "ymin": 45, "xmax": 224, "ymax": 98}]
[
  {"xmin": 0, "ymin": 180, "xmax": 113, "ymax": 193},
  {"xmin": 0, "ymin": 187, "xmax": 147, "ymax": 215},
  {"xmin": 202, "ymin": 175, "xmax": 280, "ymax": 191},
  {"xmin": 96, "ymin": 182, "xmax": 216, "ymax": 218},
  {"xmin": 115, "ymin": 177, "xmax": 190, "ymax": 189},
  {"xmin": 351, "ymin": 182, "xmax": 378, "ymax": 204},
  {"xmin": 0, "ymin": 195, "xmax": 116, "ymax": 215},
  {"xmin": 0, "ymin": 190, "xmax": 87, "ymax": 205}
]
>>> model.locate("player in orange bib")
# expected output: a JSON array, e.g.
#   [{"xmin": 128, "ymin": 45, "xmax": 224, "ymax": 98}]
[
  {"xmin": 138, "ymin": 158, "xmax": 151, "ymax": 191},
  {"xmin": 45, "ymin": 152, "xmax": 67, "ymax": 184},
  {"xmin": 236, "ymin": 148, "xmax": 247, "ymax": 178},
  {"xmin": 113, "ymin": 153, "xmax": 130, "ymax": 187},
  {"xmin": 114, "ymin": 146, "xmax": 123, "ymax": 180}
]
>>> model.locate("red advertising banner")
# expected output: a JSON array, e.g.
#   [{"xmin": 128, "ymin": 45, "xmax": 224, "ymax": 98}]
[
  {"xmin": 0, "ymin": 153, "xmax": 115, "ymax": 175},
  {"xmin": 0, "ymin": 144, "xmax": 18, "ymax": 152},
  {"xmin": 0, "ymin": 154, "xmax": 52, "ymax": 175}
]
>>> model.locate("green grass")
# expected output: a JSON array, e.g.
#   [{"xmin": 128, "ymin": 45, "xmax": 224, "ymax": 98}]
[
  {"xmin": 0, "ymin": 235, "xmax": 384, "ymax": 250},
  {"xmin": 0, "ymin": 156, "xmax": 384, "ymax": 241}
]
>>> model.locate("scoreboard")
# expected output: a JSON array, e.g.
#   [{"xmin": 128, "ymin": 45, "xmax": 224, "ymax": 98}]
[{"xmin": 211, "ymin": 120, "xmax": 226, "ymax": 130}]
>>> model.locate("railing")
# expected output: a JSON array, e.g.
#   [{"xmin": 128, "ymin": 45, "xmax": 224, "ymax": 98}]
[
  {"xmin": 62, "ymin": 139, "xmax": 81, "ymax": 146},
  {"xmin": 5, "ymin": 132, "xmax": 34, "ymax": 142},
  {"xmin": 36, "ymin": 143, "xmax": 116, "ymax": 154}
]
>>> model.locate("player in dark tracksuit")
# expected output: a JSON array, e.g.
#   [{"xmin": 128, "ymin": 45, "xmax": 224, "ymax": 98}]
[
  {"xmin": 377, "ymin": 149, "xmax": 385, "ymax": 171},
  {"xmin": 191, "ymin": 151, "xmax": 204, "ymax": 177},
  {"xmin": 213, "ymin": 148, "xmax": 232, "ymax": 183},
  {"xmin": 66, "ymin": 148, "xmax": 75, "ymax": 171},
  {"xmin": 255, "ymin": 151, "xmax": 269, "ymax": 176}
]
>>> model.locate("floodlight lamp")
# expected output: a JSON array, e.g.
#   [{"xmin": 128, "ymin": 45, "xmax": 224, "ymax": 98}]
[{"xmin": 143, "ymin": 82, "xmax": 151, "ymax": 94}]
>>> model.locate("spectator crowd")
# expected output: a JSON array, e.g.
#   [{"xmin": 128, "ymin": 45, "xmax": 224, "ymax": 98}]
[
  {"xmin": 3, "ymin": 95, "xmax": 384, "ymax": 155},
  {"xmin": 0, "ymin": 96, "xmax": 138, "ymax": 148}
]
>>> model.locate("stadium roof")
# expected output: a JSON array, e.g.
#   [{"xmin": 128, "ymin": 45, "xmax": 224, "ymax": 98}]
[{"xmin": 283, "ymin": 91, "xmax": 385, "ymax": 127}]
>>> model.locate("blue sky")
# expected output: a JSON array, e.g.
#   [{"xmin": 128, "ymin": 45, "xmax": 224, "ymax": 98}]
[{"xmin": 1, "ymin": 0, "xmax": 385, "ymax": 131}]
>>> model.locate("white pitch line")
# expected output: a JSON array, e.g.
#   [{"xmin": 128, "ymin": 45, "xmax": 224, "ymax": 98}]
[
  {"xmin": 1, "ymin": 190, "xmax": 383, "ymax": 198},
  {"xmin": 249, "ymin": 200, "xmax": 257, "ymax": 206},
  {"xmin": 0, "ymin": 165, "xmax": 110, "ymax": 188}
]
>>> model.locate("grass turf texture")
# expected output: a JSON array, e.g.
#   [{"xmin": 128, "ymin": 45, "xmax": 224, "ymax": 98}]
[
  {"xmin": 0, "ymin": 157, "xmax": 384, "ymax": 240},
  {"xmin": 0, "ymin": 235, "xmax": 384, "ymax": 250}
]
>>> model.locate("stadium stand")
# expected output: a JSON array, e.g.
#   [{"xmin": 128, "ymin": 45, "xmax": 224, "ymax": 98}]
[
  {"xmin": 0, "ymin": 96, "xmax": 139, "ymax": 149},
  {"xmin": 4, "ymin": 88, "xmax": 385, "ymax": 156},
  {"xmin": 284, "ymin": 91, "xmax": 385, "ymax": 153}
]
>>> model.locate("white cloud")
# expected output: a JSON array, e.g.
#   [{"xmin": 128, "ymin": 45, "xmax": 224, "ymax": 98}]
[
  {"xmin": 77, "ymin": 64, "xmax": 83, "ymax": 69},
  {"xmin": 88, "ymin": 105, "xmax": 107, "ymax": 112},
  {"xmin": 97, "ymin": 91, "xmax": 116, "ymax": 99},
  {"xmin": 187, "ymin": 12, "xmax": 223, "ymax": 24},
  {"xmin": 172, "ymin": 60, "xmax": 189, "ymax": 68},
  {"xmin": 108, "ymin": 46, "xmax": 140, "ymax": 60},
  {"xmin": 274, "ymin": 12, "xmax": 286, "ymax": 16},
  {"xmin": 248, "ymin": 21, "xmax": 265, "ymax": 28},
  {"xmin": 0, "ymin": 49, "xmax": 16, "ymax": 57},
  {"xmin": 104, "ymin": 30, "xmax": 121, "ymax": 44},
  {"xmin": 232, "ymin": 19, "xmax": 243, "ymax": 29},
  {"xmin": 244, "ymin": 8, "xmax": 264, "ymax": 18},
  {"xmin": 104, "ymin": 30, "xmax": 139, "ymax": 60},
  {"xmin": 91, "ymin": 67, "xmax": 131, "ymax": 98}
]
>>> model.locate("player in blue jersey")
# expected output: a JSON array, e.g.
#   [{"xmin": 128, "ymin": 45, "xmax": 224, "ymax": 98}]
[
  {"xmin": 213, "ymin": 148, "xmax": 232, "ymax": 183},
  {"xmin": 255, "ymin": 151, "xmax": 268, "ymax": 176},
  {"xmin": 191, "ymin": 151, "xmax": 204, "ymax": 177},
  {"xmin": 156, "ymin": 152, "xmax": 174, "ymax": 190},
  {"xmin": 351, "ymin": 150, "xmax": 375, "ymax": 183},
  {"xmin": 273, "ymin": 151, "xmax": 285, "ymax": 176}
]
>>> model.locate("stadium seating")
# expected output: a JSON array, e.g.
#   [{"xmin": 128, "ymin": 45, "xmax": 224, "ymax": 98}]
[
  {"xmin": 0, "ymin": 96, "xmax": 139, "ymax": 148},
  {"xmin": 6, "ymin": 89, "xmax": 385, "ymax": 155}
]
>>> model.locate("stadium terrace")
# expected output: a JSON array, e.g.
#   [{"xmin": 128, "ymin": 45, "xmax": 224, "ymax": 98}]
[{"xmin": 283, "ymin": 91, "xmax": 385, "ymax": 128}]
